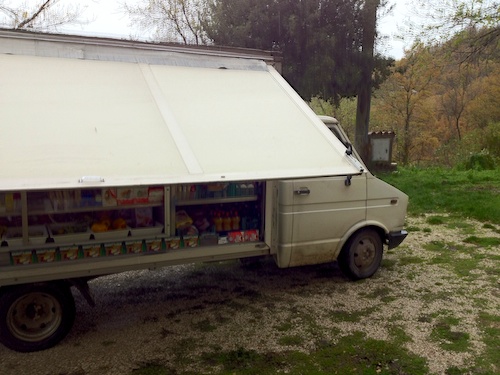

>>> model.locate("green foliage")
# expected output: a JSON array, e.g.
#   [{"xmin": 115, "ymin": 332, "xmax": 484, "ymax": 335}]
[
  {"xmin": 461, "ymin": 150, "xmax": 496, "ymax": 171},
  {"xmin": 483, "ymin": 122, "xmax": 500, "ymax": 159},
  {"xmin": 205, "ymin": 0, "xmax": 393, "ymax": 101},
  {"xmin": 379, "ymin": 167, "xmax": 500, "ymax": 224},
  {"xmin": 309, "ymin": 96, "xmax": 357, "ymax": 138}
]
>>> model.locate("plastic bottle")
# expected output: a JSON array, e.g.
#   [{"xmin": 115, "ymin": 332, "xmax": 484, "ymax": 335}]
[
  {"xmin": 231, "ymin": 211, "xmax": 240, "ymax": 230},
  {"xmin": 223, "ymin": 211, "xmax": 232, "ymax": 231},
  {"xmin": 213, "ymin": 211, "xmax": 223, "ymax": 232}
]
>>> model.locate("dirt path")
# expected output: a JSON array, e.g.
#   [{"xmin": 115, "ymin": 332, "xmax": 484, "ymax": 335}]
[{"xmin": 0, "ymin": 215, "xmax": 499, "ymax": 375}]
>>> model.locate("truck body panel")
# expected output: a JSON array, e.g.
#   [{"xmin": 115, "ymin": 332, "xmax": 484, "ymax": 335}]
[
  {"xmin": 276, "ymin": 175, "xmax": 367, "ymax": 267},
  {"xmin": 0, "ymin": 30, "xmax": 408, "ymax": 352}
]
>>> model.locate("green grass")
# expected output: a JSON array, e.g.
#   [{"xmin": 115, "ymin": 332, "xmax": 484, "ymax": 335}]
[
  {"xmin": 132, "ymin": 333, "xmax": 429, "ymax": 375},
  {"xmin": 423, "ymin": 240, "xmax": 487, "ymax": 279},
  {"xmin": 379, "ymin": 167, "xmax": 500, "ymax": 224},
  {"xmin": 430, "ymin": 316, "xmax": 470, "ymax": 352},
  {"xmin": 130, "ymin": 167, "xmax": 500, "ymax": 375}
]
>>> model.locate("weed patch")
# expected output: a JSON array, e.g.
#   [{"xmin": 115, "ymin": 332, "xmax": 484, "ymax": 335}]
[
  {"xmin": 431, "ymin": 316, "xmax": 470, "ymax": 352},
  {"xmin": 427, "ymin": 215, "xmax": 446, "ymax": 225},
  {"xmin": 463, "ymin": 236, "xmax": 500, "ymax": 247},
  {"xmin": 192, "ymin": 318, "xmax": 217, "ymax": 333},
  {"xmin": 278, "ymin": 335, "xmax": 304, "ymax": 346},
  {"xmin": 131, "ymin": 362, "xmax": 175, "ymax": 375},
  {"xmin": 474, "ymin": 313, "xmax": 500, "ymax": 372},
  {"xmin": 423, "ymin": 241, "xmax": 486, "ymax": 279},
  {"xmin": 193, "ymin": 332, "xmax": 429, "ymax": 375},
  {"xmin": 330, "ymin": 306, "xmax": 378, "ymax": 322},
  {"xmin": 398, "ymin": 256, "xmax": 425, "ymax": 266}
]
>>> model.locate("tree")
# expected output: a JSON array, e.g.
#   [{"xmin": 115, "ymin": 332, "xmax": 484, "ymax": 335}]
[
  {"xmin": 355, "ymin": 0, "xmax": 380, "ymax": 164},
  {"xmin": 0, "ymin": 0, "xmax": 86, "ymax": 30},
  {"xmin": 437, "ymin": 63, "xmax": 480, "ymax": 141},
  {"xmin": 411, "ymin": 0, "xmax": 499, "ymax": 62},
  {"xmin": 122, "ymin": 0, "xmax": 210, "ymax": 44},
  {"xmin": 205, "ymin": 0, "xmax": 379, "ymax": 102},
  {"xmin": 371, "ymin": 43, "xmax": 440, "ymax": 165}
]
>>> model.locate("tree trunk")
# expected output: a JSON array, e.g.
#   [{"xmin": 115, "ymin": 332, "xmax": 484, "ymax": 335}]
[{"xmin": 355, "ymin": 0, "xmax": 380, "ymax": 166}]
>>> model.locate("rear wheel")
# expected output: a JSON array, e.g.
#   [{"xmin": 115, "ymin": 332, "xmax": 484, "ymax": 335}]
[
  {"xmin": 338, "ymin": 229, "xmax": 383, "ymax": 280},
  {"xmin": 0, "ymin": 283, "xmax": 76, "ymax": 352}
]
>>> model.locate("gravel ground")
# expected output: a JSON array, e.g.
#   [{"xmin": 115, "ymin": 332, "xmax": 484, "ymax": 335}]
[{"xmin": 0, "ymin": 214, "xmax": 499, "ymax": 375}]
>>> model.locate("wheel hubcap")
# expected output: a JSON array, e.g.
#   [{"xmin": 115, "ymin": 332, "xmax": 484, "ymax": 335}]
[
  {"xmin": 353, "ymin": 238, "xmax": 376, "ymax": 269},
  {"xmin": 7, "ymin": 292, "xmax": 62, "ymax": 342}
]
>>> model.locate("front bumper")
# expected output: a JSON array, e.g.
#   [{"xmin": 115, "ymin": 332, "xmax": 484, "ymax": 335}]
[{"xmin": 387, "ymin": 230, "xmax": 408, "ymax": 249}]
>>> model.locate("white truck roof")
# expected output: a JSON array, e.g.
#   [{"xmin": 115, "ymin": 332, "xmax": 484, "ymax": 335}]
[{"xmin": 0, "ymin": 30, "xmax": 362, "ymax": 191}]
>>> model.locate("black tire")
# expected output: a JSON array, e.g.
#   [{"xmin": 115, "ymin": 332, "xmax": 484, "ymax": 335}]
[
  {"xmin": 338, "ymin": 229, "xmax": 383, "ymax": 280},
  {"xmin": 0, "ymin": 283, "xmax": 76, "ymax": 352}
]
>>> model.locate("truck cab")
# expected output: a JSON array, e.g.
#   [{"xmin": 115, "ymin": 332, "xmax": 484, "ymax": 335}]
[
  {"xmin": 0, "ymin": 29, "xmax": 408, "ymax": 353},
  {"xmin": 275, "ymin": 116, "xmax": 408, "ymax": 279}
]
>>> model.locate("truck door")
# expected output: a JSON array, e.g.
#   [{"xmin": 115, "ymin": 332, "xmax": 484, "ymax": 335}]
[{"xmin": 277, "ymin": 174, "xmax": 366, "ymax": 267}]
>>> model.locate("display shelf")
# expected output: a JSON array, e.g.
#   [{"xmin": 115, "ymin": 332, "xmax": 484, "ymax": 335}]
[
  {"xmin": 0, "ymin": 242, "xmax": 271, "ymax": 286},
  {"xmin": 174, "ymin": 195, "xmax": 258, "ymax": 207},
  {"xmin": 0, "ymin": 210, "xmax": 22, "ymax": 218},
  {"xmin": 25, "ymin": 202, "xmax": 163, "ymax": 215}
]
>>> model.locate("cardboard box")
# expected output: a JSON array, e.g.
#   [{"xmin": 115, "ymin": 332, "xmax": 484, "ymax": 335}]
[
  {"xmin": 102, "ymin": 188, "xmax": 117, "ymax": 207},
  {"xmin": 166, "ymin": 237, "xmax": 180, "ymax": 249},
  {"xmin": 116, "ymin": 188, "xmax": 134, "ymax": 205},
  {"xmin": 117, "ymin": 187, "xmax": 150, "ymax": 205},
  {"xmin": 228, "ymin": 231, "xmax": 244, "ymax": 243},
  {"xmin": 244, "ymin": 229, "xmax": 259, "ymax": 242},
  {"xmin": 146, "ymin": 239, "xmax": 163, "ymax": 252},
  {"xmin": 105, "ymin": 243, "xmax": 123, "ymax": 256},
  {"xmin": 82, "ymin": 244, "xmax": 102, "ymax": 258},
  {"xmin": 183, "ymin": 236, "xmax": 199, "ymax": 248},
  {"xmin": 11, "ymin": 250, "xmax": 33, "ymax": 265},
  {"xmin": 60, "ymin": 246, "xmax": 80, "ymax": 261},
  {"xmin": 125, "ymin": 241, "xmax": 144, "ymax": 254},
  {"xmin": 36, "ymin": 249, "xmax": 57, "ymax": 263},
  {"xmin": 148, "ymin": 187, "xmax": 164, "ymax": 203},
  {"xmin": 134, "ymin": 187, "xmax": 149, "ymax": 204}
]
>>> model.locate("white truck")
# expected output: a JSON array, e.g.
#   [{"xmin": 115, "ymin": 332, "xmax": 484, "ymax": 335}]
[{"xmin": 0, "ymin": 29, "xmax": 408, "ymax": 352}]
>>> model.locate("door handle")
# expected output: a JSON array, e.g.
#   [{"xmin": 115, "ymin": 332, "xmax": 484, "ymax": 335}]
[{"xmin": 294, "ymin": 187, "xmax": 310, "ymax": 196}]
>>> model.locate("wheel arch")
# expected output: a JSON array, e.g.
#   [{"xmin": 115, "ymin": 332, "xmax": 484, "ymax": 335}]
[{"xmin": 336, "ymin": 221, "xmax": 388, "ymax": 258}]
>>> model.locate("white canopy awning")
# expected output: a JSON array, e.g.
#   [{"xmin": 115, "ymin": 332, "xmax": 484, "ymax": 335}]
[{"xmin": 0, "ymin": 31, "xmax": 362, "ymax": 191}]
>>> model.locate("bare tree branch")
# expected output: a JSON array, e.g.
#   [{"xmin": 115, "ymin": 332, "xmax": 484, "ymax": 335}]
[{"xmin": 16, "ymin": 0, "xmax": 51, "ymax": 29}]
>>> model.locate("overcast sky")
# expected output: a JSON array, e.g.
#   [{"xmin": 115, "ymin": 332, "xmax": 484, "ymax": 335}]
[{"xmin": 60, "ymin": 0, "xmax": 412, "ymax": 60}]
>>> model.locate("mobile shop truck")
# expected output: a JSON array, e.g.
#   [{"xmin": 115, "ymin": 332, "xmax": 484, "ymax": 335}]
[{"xmin": 0, "ymin": 30, "xmax": 408, "ymax": 352}]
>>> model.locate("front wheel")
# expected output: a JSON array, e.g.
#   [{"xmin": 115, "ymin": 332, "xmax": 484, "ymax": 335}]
[
  {"xmin": 0, "ymin": 283, "xmax": 76, "ymax": 352},
  {"xmin": 338, "ymin": 229, "xmax": 383, "ymax": 280}
]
